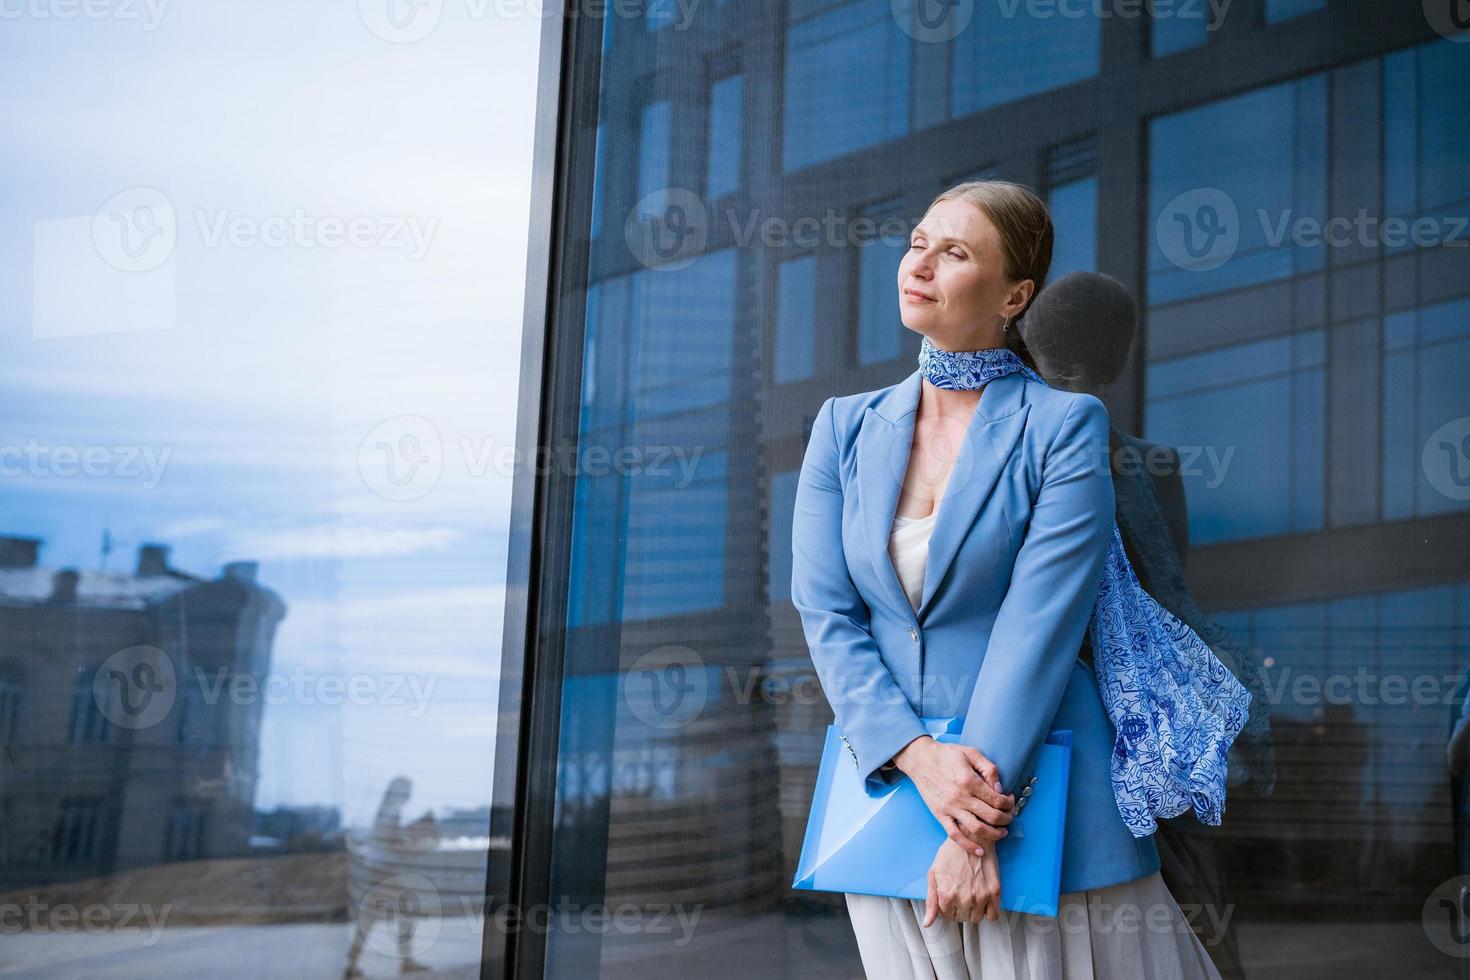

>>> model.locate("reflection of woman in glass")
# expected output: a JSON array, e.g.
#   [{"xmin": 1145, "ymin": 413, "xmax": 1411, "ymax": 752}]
[
  {"xmin": 791, "ymin": 180, "xmax": 1227, "ymax": 977},
  {"xmin": 1025, "ymin": 271, "xmax": 1278, "ymax": 980},
  {"xmin": 344, "ymin": 776, "xmax": 430, "ymax": 978}
]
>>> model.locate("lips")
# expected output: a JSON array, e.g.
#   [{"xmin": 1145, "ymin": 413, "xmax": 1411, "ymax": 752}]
[{"xmin": 904, "ymin": 289, "xmax": 936, "ymax": 302}]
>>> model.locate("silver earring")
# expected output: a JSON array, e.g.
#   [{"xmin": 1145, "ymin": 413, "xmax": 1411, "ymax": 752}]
[{"xmin": 1003, "ymin": 317, "xmax": 1011, "ymax": 333}]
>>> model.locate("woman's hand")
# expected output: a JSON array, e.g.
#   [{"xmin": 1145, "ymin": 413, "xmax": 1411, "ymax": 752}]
[
  {"xmin": 893, "ymin": 736, "xmax": 1016, "ymax": 855},
  {"xmin": 924, "ymin": 838, "xmax": 1002, "ymax": 926}
]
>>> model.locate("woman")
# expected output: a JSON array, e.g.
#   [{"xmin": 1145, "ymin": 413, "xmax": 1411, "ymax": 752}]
[{"xmin": 789, "ymin": 180, "xmax": 1224, "ymax": 978}]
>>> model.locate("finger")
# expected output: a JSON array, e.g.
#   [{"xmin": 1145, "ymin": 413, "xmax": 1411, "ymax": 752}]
[
  {"xmin": 924, "ymin": 873, "xmax": 937, "ymax": 928},
  {"xmin": 941, "ymin": 816, "xmax": 979, "ymax": 852},
  {"xmin": 962, "ymin": 771, "xmax": 1015, "ymax": 813},
  {"xmin": 955, "ymin": 809, "xmax": 1007, "ymax": 846},
  {"xmin": 965, "ymin": 799, "xmax": 1015, "ymax": 829},
  {"xmin": 961, "ymin": 748, "xmax": 1003, "ymax": 791}
]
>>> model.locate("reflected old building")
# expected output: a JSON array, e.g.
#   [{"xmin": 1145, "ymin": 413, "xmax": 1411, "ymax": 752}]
[{"xmin": 0, "ymin": 534, "xmax": 283, "ymax": 890}]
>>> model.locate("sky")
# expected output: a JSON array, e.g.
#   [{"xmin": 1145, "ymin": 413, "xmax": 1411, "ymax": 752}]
[{"xmin": 0, "ymin": 0, "xmax": 542, "ymax": 827}]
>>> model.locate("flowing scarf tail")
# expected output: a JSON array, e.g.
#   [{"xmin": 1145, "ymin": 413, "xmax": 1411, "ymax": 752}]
[
  {"xmin": 911, "ymin": 343, "xmax": 1255, "ymax": 836},
  {"xmin": 1088, "ymin": 526, "xmax": 1253, "ymax": 838}
]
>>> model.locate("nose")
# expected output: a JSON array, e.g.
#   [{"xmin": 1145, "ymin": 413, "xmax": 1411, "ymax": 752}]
[{"xmin": 907, "ymin": 246, "xmax": 935, "ymax": 275}]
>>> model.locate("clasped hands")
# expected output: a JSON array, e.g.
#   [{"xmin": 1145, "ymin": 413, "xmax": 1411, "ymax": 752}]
[{"xmin": 891, "ymin": 735, "xmax": 1016, "ymax": 925}]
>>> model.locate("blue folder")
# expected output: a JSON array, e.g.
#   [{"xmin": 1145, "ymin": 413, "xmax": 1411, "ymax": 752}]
[{"xmin": 791, "ymin": 716, "xmax": 1072, "ymax": 917}]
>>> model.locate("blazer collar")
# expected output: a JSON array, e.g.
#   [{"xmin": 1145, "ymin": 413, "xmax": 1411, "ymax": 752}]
[{"xmin": 857, "ymin": 369, "xmax": 1030, "ymax": 619}]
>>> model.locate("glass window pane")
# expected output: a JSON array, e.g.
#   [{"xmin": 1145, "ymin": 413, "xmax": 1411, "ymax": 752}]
[
  {"xmin": 1148, "ymin": 76, "xmax": 1328, "ymax": 305},
  {"xmin": 951, "ymin": 0, "xmax": 1099, "ymax": 115},
  {"xmin": 707, "ymin": 74, "xmax": 743, "ymax": 200},
  {"xmin": 0, "ymin": 6, "xmax": 530, "ymax": 975},
  {"xmin": 1266, "ymin": 0, "xmax": 1325, "ymax": 22},
  {"xmin": 1047, "ymin": 176, "xmax": 1099, "ymax": 282},
  {"xmin": 775, "ymin": 254, "xmax": 818, "ymax": 382},
  {"xmin": 783, "ymin": 0, "xmax": 910, "ymax": 172}
]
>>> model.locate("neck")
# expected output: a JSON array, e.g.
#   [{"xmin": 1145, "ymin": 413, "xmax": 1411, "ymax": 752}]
[{"xmin": 917, "ymin": 334, "xmax": 1029, "ymax": 392}]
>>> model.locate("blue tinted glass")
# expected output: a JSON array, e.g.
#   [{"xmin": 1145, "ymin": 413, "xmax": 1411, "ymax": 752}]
[
  {"xmin": 858, "ymin": 233, "xmax": 904, "ymax": 365},
  {"xmin": 1382, "ymin": 347, "xmax": 1416, "ymax": 521},
  {"xmin": 784, "ymin": 0, "xmax": 910, "ymax": 172},
  {"xmin": 1383, "ymin": 49, "xmax": 1417, "ymax": 258},
  {"xmin": 1151, "ymin": 4, "xmax": 1208, "ymax": 57},
  {"xmin": 1291, "ymin": 367, "xmax": 1325, "ymax": 531},
  {"xmin": 622, "ymin": 451, "xmax": 729, "ymax": 618},
  {"xmin": 776, "ymin": 254, "xmax": 818, "ymax": 382},
  {"xmin": 1383, "ymin": 44, "xmax": 1470, "ymax": 256},
  {"xmin": 1379, "ymin": 297, "xmax": 1470, "ymax": 522},
  {"xmin": 638, "ymin": 100, "xmax": 672, "ymax": 203},
  {"xmin": 1048, "ymin": 176, "xmax": 1098, "ymax": 282},
  {"xmin": 592, "ymin": 119, "xmax": 607, "ymax": 239},
  {"xmin": 1420, "ymin": 295, "xmax": 1470, "ymax": 346},
  {"xmin": 1293, "ymin": 328, "xmax": 1326, "ymax": 369},
  {"xmin": 707, "ymin": 74, "xmax": 743, "ymax": 199},
  {"xmin": 1147, "ymin": 374, "xmax": 1296, "ymax": 543},
  {"xmin": 1417, "ymin": 42, "xmax": 1470, "ymax": 221},
  {"xmin": 768, "ymin": 470, "xmax": 800, "ymax": 600},
  {"xmin": 1148, "ymin": 335, "xmax": 1291, "ymax": 400},
  {"xmin": 952, "ymin": 0, "xmax": 1099, "ymax": 116},
  {"xmin": 1266, "ymin": 0, "xmax": 1325, "ymax": 22},
  {"xmin": 1148, "ymin": 78, "xmax": 1327, "ymax": 304},
  {"xmin": 1417, "ymin": 329, "xmax": 1470, "ymax": 518},
  {"xmin": 635, "ymin": 249, "xmax": 738, "ymax": 414}
]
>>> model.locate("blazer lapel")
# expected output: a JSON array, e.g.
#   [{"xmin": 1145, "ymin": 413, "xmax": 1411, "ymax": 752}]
[{"xmin": 856, "ymin": 369, "xmax": 1030, "ymax": 620}]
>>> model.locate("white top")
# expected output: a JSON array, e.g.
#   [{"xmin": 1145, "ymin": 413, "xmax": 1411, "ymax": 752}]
[{"xmin": 888, "ymin": 511, "xmax": 936, "ymax": 612}]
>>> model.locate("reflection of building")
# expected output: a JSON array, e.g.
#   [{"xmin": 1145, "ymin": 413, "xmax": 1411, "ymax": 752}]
[
  {"xmin": 0, "ymin": 534, "xmax": 284, "ymax": 889},
  {"xmin": 543, "ymin": 3, "xmax": 1470, "ymax": 972}
]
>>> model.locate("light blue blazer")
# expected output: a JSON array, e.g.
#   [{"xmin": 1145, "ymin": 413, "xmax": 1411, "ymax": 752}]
[{"xmin": 790, "ymin": 368, "xmax": 1161, "ymax": 894}]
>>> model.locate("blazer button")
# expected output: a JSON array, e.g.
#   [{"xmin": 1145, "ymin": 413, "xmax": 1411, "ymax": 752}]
[
  {"xmin": 1028, "ymin": 775, "xmax": 1038, "ymax": 785},
  {"xmin": 1021, "ymin": 786, "xmax": 1033, "ymax": 798},
  {"xmin": 908, "ymin": 626, "xmax": 919, "ymax": 643}
]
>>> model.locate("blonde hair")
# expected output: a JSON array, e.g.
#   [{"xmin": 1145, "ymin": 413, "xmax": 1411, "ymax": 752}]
[{"xmin": 925, "ymin": 179, "xmax": 1053, "ymax": 373}]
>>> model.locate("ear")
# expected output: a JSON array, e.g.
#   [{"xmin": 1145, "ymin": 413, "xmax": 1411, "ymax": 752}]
[{"xmin": 1003, "ymin": 278, "xmax": 1035, "ymax": 317}]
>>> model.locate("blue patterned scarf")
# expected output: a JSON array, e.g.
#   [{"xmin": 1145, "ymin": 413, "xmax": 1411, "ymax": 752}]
[{"xmin": 918, "ymin": 335, "xmax": 1251, "ymax": 836}]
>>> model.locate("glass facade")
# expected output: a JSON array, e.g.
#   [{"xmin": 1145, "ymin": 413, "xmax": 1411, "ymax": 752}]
[
  {"xmin": 8, "ymin": 1, "xmax": 1470, "ymax": 978},
  {"xmin": 1, "ymin": 3, "xmax": 531, "ymax": 976},
  {"xmin": 530, "ymin": 4, "xmax": 1470, "ymax": 979}
]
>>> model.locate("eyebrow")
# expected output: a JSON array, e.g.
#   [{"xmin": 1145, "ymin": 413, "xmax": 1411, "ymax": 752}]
[{"xmin": 909, "ymin": 229, "xmax": 971, "ymax": 248}]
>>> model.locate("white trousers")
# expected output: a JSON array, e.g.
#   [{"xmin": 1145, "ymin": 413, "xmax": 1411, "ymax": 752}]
[{"xmin": 843, "ymin": 871, "xmax": 1225, "ymax": 980}]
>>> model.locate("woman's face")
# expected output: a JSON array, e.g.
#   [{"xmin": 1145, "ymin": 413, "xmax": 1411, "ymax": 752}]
[{"xmin": 897, "ymin": 198, "xmax": 1034, "ymax": 350}]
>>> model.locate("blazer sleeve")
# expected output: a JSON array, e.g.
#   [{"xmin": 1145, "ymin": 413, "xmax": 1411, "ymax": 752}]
[
  {"xmin": 956, "ymin": 393, "xmax": 1115, "ymax": 793},
  {"xmin": 791, "ymin": 395, "xmax": 928, "ymax": 794}
]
